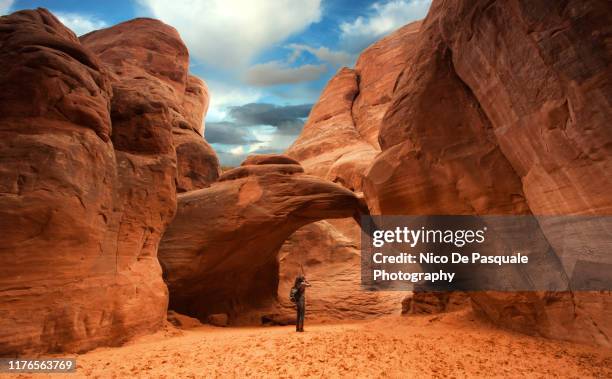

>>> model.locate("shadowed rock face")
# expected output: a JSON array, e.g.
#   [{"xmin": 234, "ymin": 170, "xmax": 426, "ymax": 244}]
[
  {"xmin": 0, "ymin": 9, "xmax": 150, "ymax": 355},
  {"xmin": 265, "ymin": 220, "xmax": 405, "ymax": 324},
  {"xmin": 0, "ymin": 9, "xmax": 219, "ymax": 355},
  {"xmin": 158, "ymin": 155, "xmax": 367, "ymax": 322},
  {"xmin": 364, "ymin": 0, "xmax": 612, "ymax": 346}
]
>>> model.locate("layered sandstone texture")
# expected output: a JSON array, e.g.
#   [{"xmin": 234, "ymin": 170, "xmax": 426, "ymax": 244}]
[
  {"xmin": 363, "ymin": 0, "xmax": 611, "ymax": 346},
  {"xmin": 158, "ymin": 155, "xmax": 368, "ymax": 323},
  {"xmin": 276, "ymin": 22, "xmax": 423, "ymax": 323},
  {"xmin": 286, "ymin": 21, "xmax": 421, "ymax": 192},
  {"xmin": 0, "ymin": 9, "xmax": 218, "ymax": 355},
  {"xmin": 81, "ymin": 19, "xmax": 220, "ymax": 193},
  {"xmin": 267, "ymin": 220, "xmax": 404, "ymax": 324}
]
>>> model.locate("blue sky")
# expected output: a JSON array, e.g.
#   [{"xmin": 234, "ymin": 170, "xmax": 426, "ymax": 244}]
[{"xmin": 1, "ymin": 0, "xmax": 431, "ymax": 165}]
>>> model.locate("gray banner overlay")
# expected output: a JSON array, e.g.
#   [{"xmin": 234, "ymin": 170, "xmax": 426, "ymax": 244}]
[{"xmin": 361, "ymin": 215, "xmax": 612, "ymax": 291}]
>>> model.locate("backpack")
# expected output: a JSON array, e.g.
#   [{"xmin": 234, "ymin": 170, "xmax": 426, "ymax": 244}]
[{"xmin": 289, "ymin": 286, "xmax": 299, "ymax": 303}]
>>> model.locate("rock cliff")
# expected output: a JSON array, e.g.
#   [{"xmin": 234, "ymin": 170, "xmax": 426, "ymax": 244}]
[
  {"xmin": 0, "ymin": 9, "xmax": 219, "ymax": 355},
  {"xmin": 362, "ymin": 0, "xmax": 610, "ymax": 345},
  {"xmin": 286, "ymin": 21, "xmax": 421, "ymax": 191},
  {"xmin": 288, "ymin": 0, "xmax": 611, "ymax": 346},
  {"xmin": 81, "ymin": 18, "xmax": 220, "ymax": 193}
]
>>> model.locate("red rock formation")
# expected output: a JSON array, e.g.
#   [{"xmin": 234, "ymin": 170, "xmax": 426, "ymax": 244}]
[
  {"xmin": 364, "ymin": 0, "xmax": 611, "ymax": 346},
  {"xmin": 0, "ymin": 9, "xmax": 150, "ymax": 355},
  {"xmin": 0, "ymin": 9, "xmax": 219, "ymax": 355},
  {"xmin": 401, "ymin": 292, "xmax": 470, "ymax": 315},
  {"xmin": 81, "ymin": 19, "xmax": 220, "ymax": 193},
  {"xmin": 267, "ymin": 221, "xmax": 404, "ymax": 323},
  {"xmin": 365, "ymin": 10, "xmax": 530, "ymax": 216},
  {"xmin": 174, "ymin": 76, "xmax": 220, "ymax": 192},
  {"xmin": 80, "ymin": 23, "xmax": 180, "ymax": 331},
  {"xmin": 158, "ymin": 155, "xmax": 367, "ymax": 323},
  {"xmin": 242, "ymin": 153, "xmax": 300, "ymax": 166},
  {"xmin": 352, "ymin": 21, "xmax": 422, "ymax": 149},
  {"xmin": 287, "ymin": 68, "xmax": 373, "ymax": 190},
  {"xmin": 281, "ymin": 22, "xmax": 424, "ymax": 322},
  {"xmin": 286, "ymin": 22, "xmax": 421, "ymax": 192}
]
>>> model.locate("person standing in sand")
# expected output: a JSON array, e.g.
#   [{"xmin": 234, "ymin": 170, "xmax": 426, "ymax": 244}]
[{"xmin": 292, "ymin": 275, "xmax": 311, "ymax": 332}]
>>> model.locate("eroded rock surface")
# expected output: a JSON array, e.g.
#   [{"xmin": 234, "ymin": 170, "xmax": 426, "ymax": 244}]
[
  {"xmin": 174, "ymin": 76, "xmax": 220, "ymax": 192},
  {"xmin": 0, "ymin": 9, "xmax": 218, "ymax": 355},
  {"xmin": 286, "ymin": 68, "xmax": 373, "ymax": 191},
  {"xmin": 278, "ymin": 23, "xmax": 425, "ymax": 323},
  {"xmin": 81, "ymin": 19, "xmax": 220, "ymax": 193},
  {"xmin": 364, "ymin": 0, "xmax": 612, "ymax": 346},
  {"xmin": 286, "ymin": 22, "xmax": 421, "ymax": 192},
  {"xmin": 352, "ymin": 21, "xmax": 422, "ymax": 149},
  {"xmin": 0, "ymin": 9, "xmax": 155, "ymax": 355},
  {"xmin": 158, "ymin": 155, "xmax": 367, "ymax": 323},
  {"xmin": 264, "ymin": 221, "xmax": 404, "ymax": 324}
]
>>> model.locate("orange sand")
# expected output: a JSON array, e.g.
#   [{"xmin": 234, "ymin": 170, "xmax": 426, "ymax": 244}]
[{"xmin": 7, "ymin": 310, "xmax": 611, "ymax": 378}]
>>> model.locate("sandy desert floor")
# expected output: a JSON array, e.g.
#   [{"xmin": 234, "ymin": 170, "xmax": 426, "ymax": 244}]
[{"xmin": 6, "ymin": 310, "xmax": 611, "ymax": 379}]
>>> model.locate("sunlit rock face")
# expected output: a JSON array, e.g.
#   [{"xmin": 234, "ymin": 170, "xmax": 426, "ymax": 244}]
[
  {"xmin": 286, "ymin": 21, "xmax": 422, "ymax": 192},
  {"xmin": 81, "ymin": 18, "xmax": 220, "ymax": 194},
  {"xmin": 364, "ymin": 0, "xmax": 611, "ymax": 346},
  {"xmin": 0, "ymin": 9, "xmax": 219, "ymax": 355}
]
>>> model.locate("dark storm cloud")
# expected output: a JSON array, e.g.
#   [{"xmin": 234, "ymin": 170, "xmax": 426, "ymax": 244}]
[
  {"xmin": 206, "ymin": 103, "xmax": 313, "ymax": 167},
  {"xmin": 228, "ymin": 103, "xmax": 312, "ymax": 133},
  {"xmin": 205, "ymin": 121, "xmax": 257, "ymax": 144}
]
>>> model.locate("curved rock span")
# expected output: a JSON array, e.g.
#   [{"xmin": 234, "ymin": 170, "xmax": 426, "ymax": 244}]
[{"xmin": 158, "ymin": 155, "xmax": 368, "ymax": 322}]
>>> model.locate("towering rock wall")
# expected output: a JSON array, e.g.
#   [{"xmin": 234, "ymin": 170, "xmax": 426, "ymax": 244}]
[
  {"xmin": 363, "ymin": 0, "xmax": 611, "ymax": 346},
  {"xmin": 352, "ymin": 21, "xmax": 422, "ymax": 149},
  {"xmin": 286, "ymin": 0, "xmax": 611, "ymax": 346},
  {"xmin": 0, "ymin": 8, "xmax": 124, "ymax": 355},
  {"xmin": 286, "ymin": 67, "xmax": 373, "ymax": 190},
  {"xmin": 0, "ymin": 9, "xmax": 219, "ymax": 355},
  {"xmin": 81, "ymin": 19, "xmax": 220, "ymax": 194},
  {"xmin": 286, "ymin": 21, "xmax": 421, "ymax": 191}
]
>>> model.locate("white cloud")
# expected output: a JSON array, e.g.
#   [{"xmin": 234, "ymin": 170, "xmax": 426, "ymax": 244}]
[
  {"xmin": 54, "ymin": 11, "xmax": 108, "ymax": 36},
  {"xmin": 286, "ymin": 43, "xmax": 354, "ymax": 67},
  {"xmin": 340, "ymin": 0, "xmax": 431, "ymax": 52},
  {"xmin": 0, "ymin": 0, "xmax": 14, "ymax": 15},
  {"xmin": 229, "ymin": 145, "xmax": 244, "ymax": 155},
  {"xmin": 138, "ymin": 0, "xmax": 322, "ymax": 68},
  {"xmin": 205, "ymin": 80, "xmax": 261, "ymax": 122},
  {"xmin": 244, "ymin": 61, "xmax": 327, "ymax": 87}
]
